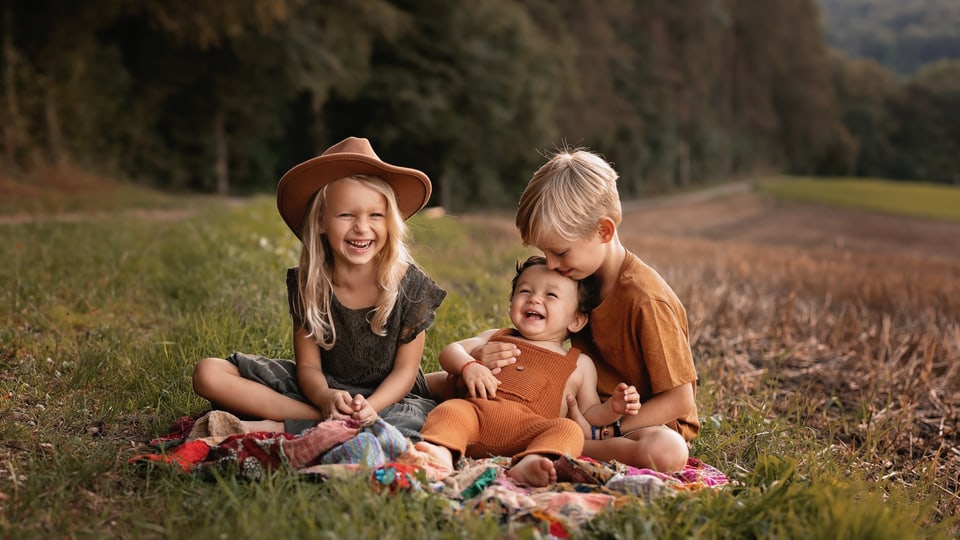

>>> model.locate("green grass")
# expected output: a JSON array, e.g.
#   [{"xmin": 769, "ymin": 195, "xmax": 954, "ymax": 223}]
[
  {"xmin": 1, "ymin": 192, "xmax": 956, "ymax": 538},
  {"xmin": 760, "ymin": 177, "xmax": 960, "ymax": 222}
]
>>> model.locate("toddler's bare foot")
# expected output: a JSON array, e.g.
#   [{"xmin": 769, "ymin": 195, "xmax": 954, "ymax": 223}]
[
  {"xmin": 413, "ymin": 441, "xmax": 455, "ymax": 480},
  {"xmin": 506, "ymin": 455, "xmax": 557, "ymax": 487}
]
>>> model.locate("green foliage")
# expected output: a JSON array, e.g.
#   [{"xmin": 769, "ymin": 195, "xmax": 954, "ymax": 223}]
[
  {"xmin": 7, "ymin": 0, "xmax": 955, "ymax": 202},
  {"xmin": 819, "ymin": 0, "xmax": 960, "ymax": 75},
  {"xmin": 760, "ymin": 177, "xmax": 960, "ymax": 222}
]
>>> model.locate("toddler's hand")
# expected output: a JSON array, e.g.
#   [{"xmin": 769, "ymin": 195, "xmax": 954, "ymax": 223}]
[
  {"xmin": 611, "ymin": 382, "xmax": 640, "ymax": 416},
  {"xmin": 470, "ymin": 342, "xmax": 519, "ymax": 375},
  {"xmin": 462, "ymin": 361, "xmax": 501, "ymax": 399}
]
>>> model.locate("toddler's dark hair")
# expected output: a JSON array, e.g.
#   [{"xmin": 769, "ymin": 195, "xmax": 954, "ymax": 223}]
[{"xmin": 510, "ymin": 255, "xmax": 599, "ymax": 314}]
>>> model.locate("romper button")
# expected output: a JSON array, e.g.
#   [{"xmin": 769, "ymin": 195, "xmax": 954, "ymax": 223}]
[{"xmin": 516, "ymin": 366, "xmax": 525, "ymax": 371}]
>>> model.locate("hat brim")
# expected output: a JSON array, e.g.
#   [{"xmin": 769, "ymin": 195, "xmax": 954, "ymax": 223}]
[{"xmin": 277, "ymin": 153, "xmax": 432, "ymax": 238}]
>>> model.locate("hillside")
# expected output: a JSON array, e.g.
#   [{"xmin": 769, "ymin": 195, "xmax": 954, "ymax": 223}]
[{"xmin": 818, "ymin": 0, "xmax": 960, "ymax": 73}]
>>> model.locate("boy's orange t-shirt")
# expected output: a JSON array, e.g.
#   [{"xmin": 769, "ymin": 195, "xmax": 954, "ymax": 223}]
[{"xmin": 571, "ymin": 251, "xmax": 700, "ymax": 441}]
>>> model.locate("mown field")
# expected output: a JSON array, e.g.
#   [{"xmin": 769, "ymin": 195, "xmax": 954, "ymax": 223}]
[{"xmin": 0, "ymin": 174, "xmax": 958, "ymax": 538}]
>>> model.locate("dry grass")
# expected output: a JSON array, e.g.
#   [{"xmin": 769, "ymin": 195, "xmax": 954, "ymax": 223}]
[{"xmin": 620, "ymin": 191, "xmax": 960, "ymax": 522}]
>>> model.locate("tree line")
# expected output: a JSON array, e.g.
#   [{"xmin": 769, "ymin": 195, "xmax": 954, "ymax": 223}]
[
  {"xmin": 2, "ymin": 0, "xmax": 958, "ymax": 211},
  {"xmin": 819, "ymin": 0, "xmax": 960, "ymax": 75}
]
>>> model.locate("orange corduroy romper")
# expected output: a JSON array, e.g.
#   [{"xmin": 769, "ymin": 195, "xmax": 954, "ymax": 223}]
[{"xmin": 420, "ymin": 329, "xmax": 585, "ymax": 462}]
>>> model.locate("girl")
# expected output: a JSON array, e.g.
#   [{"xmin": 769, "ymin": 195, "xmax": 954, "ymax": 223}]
[{"xmin": 192, "ymin": 137, "xmax": 446, "ymax": 440}]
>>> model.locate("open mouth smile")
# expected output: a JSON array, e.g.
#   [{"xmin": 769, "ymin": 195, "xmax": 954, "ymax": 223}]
[{"xmin": 347, "ymin": 240, "xmax": 373, "ymax": 250}]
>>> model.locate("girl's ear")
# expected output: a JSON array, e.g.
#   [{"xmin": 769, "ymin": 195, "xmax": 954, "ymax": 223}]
[
  {"xmin": 597, "ymin": 217, "xmax": 616, "ymax": 244},
  {"xmin": 568, "ymin": 311, "xmax": 588, "ymax": 334}
]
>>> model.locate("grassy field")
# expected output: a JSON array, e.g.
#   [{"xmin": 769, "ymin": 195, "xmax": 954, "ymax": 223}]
[
  {"xmin": 759, "ymin": 177, "xmax": 960, "ymax": 223},
  {"xmin": 1, "ymin": 173, "xmax": 958, "ymax": 538}
]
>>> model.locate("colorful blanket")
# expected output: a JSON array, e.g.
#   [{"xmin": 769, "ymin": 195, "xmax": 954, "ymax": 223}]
[{"xmin": 131, "ymin": 412, "xmax": 728, "ymax": 537}]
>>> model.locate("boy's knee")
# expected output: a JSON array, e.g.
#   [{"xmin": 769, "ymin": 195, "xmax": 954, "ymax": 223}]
[
  {"xmin": 649, "ymin": 429, "xmax": 689, "ymax": 472},
  {"xmin": 630, "ymin": 427, "xmax": 689, "ymax": 472}
]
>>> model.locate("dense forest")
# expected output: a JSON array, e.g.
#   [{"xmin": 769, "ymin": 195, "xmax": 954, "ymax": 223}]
[
  {"xmin": 818, "ymin": 0, "xmax": 960, "ymax": 74},
  {"xmin": 1, "ymin": 0, "xmax": 958, "ymax": 210}
]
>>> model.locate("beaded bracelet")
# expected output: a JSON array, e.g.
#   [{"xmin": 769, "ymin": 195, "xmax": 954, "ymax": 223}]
[{"xmin": 590, "ymin": 420, "xmax": 623, "ymax": 440}]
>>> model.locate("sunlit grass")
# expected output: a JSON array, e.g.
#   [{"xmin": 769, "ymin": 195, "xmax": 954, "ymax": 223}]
[
  {"xmin": 1, "ymin": 191, "xmax": 957, "ymax": 538},
  {"xmin": 761, "ymin": 177, "xmax": 960, "ymax": 222}
]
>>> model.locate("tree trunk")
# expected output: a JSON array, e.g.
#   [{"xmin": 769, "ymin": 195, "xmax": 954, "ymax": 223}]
[
  {"xmin": 45, "ymin": 84, "xmax": 64, "ymax": 164},
  {"xmin": 2, "ymin": 3, "xmax": 22, "ymax": 169},
  {"xmin": 214, "ymin": 111, "xmax": 229, "ymax": 195},
  {"xmin": 676, "ymin": 138, "xmax": 690, "ymax": 189}
]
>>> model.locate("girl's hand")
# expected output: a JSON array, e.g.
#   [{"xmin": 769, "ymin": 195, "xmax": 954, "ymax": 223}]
[
  {"xmin": 470, "ymin": 342, "xmax": 519, "ymax": 375},
  {"xmin": 610, "ymin": 382, "xmax": 640, "ymax": 416},
  {"xmin": 317, "ymin": 389, "xmax": 354, "ymax": 419},
  {"xmin": 349, "ymin": 394, "xmax": 378, "ymax": 425},
  {"xmin": 461, "ymin": 362, "xmax": 501, "ymax": 399}
]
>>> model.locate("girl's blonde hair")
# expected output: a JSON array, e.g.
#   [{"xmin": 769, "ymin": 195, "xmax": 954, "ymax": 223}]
[
  {"xmin": 296, "ymin": 175, "xmax": 411, "ymax": 349},
  {"xmin": 516, "ymin": 148, "xmax": 622, "ymax": 246}
]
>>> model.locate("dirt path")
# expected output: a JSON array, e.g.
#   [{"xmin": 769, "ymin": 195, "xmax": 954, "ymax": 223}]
[{"xmin": 618, "ymin": 184, "xmax": 960, "ymax": 266}]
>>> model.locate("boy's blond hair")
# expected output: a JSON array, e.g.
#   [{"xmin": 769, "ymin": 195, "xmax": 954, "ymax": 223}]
[{"xmin": 516, "ymin": 148, "xmax": 622, "ymax": 246}]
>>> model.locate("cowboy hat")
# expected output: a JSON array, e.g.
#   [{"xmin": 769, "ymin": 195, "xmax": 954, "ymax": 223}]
[{"xmin": 276, "ymin": 136, "xmax": 432, "ymax": 238}]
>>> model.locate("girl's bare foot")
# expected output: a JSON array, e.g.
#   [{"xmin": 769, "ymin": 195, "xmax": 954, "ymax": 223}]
[
  {"xmin": 241, "ymin": 419, "xmax": 284, "ymax": 433},
  {"xmin": 506, "ymin": 455, "xmax": 557, "ymax": 487}
]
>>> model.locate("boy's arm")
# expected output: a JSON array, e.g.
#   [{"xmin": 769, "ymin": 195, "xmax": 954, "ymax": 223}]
[{"xmin": 469, "ymin": 341, "xmax": 520, "ymax": 374}]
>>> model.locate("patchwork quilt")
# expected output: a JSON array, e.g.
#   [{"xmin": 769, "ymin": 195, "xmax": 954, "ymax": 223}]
[{"xmin": 131, "ymin": 413, "xmax": 728, "ymax": 537}]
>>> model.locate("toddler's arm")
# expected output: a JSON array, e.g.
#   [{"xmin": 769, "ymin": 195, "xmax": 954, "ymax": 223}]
[
  {"xmin": 440, "ymin": 330, "xmax": 501, "ymax": 399},
  {"xmin": 581, "ymin": 382, "xmax": 640, "ymax": 428},
  {"xmin": 573, "ymin": 353, "xmax": 639, "ymax": 428}
]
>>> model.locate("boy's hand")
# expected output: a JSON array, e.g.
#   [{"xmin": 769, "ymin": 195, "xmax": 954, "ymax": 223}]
[
  {"xmin": 461, "ymin": 362, "xmax": 501, "ymax": 399},
  {"xmin": 349, "ymin": 394, "xmax": 378, "ymax": 425},
  {"xmin": 470, "ymin": 342, "xmax": 519, "ymax": 375},
  {"xmin": 564, "ymin": 395, "xmax": 593, "ymax": 438},
  {"xmin": 610, "ymin": 382, "xmax": 640, "ymax": 416}
]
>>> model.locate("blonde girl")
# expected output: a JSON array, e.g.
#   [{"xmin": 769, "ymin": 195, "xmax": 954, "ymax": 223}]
[{"xmin": 192, "ymin": 137, "xmax": 445, "ymax": 439}]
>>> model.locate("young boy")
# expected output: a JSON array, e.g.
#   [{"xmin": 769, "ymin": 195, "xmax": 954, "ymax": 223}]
[
  {"xmin": 474, "ymin": 148, "xmax": 699, "ymax": 472},
  {"xmin": 415, "ymin": 256, "xmax": 639, "ymax": 487}
]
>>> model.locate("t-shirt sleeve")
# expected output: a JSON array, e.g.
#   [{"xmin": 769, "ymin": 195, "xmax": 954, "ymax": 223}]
[
  {"xmin": 397, "ymin": 265, "xmax": 446, "ymax": 344},
  {"xmin": 640, "ymin": 298, "xmax": 697, "ymax": 392}
]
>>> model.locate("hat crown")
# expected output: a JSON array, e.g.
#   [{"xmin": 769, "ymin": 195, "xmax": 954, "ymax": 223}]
[
  {"xmin": 322, "ymin": 137, "xmax": 380, "ymax": 161},
  {"xmin": 276, "ymin": 136, "xmax": 432, "ymax": 239}
]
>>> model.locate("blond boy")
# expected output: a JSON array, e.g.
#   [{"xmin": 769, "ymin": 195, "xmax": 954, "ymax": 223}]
[{"xmin": 474, "ymin": 148, "xmax": 698, "ymax": 472}]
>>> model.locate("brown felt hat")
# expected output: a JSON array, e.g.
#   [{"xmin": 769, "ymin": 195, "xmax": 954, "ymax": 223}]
[{"xmin": 276, "ymin": 136, "xmax": 432, "ymax": 238}]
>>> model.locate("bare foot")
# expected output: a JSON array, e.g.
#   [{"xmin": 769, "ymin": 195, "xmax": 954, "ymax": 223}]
[
  {"xmin": 506, "ymin": 455, "xmax": 557, "ymax": 487},
  {"xmin": 241, "ymin": 419, "xmax": 283, "ymax": 433},
  {"xmin": 413, "ymin": 441, "xmax": 455, "ymax": 480}
]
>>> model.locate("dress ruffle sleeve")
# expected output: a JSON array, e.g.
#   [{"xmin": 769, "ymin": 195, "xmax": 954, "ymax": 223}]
[{"xmin": 397, "ymin": 265, "xmax": 446, "ymax": 344}]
